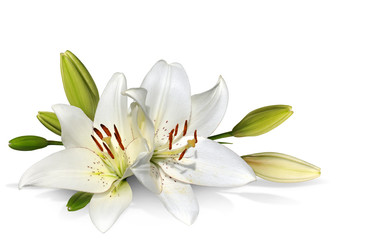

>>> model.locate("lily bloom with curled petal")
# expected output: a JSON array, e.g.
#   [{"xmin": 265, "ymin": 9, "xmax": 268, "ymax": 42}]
[
  {"xmin": 125, "ymin": 60, "xmax": 256, "ymax": 225},
  {"xmin": 19, "ymin": 73, "xmax": 149, "ymax": 232}
]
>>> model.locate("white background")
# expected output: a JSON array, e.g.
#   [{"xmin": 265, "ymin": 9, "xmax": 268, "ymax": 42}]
[{"xmin": 1, "ymin": 0, "xmax": 385, "ymax": 239}]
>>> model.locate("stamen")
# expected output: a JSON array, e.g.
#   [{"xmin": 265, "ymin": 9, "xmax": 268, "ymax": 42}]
[
  {"xmin": 174, "ymin": 124, "xmax": 179, "ymax": 136},
  {"xmin": 183, "ymin": 120, "xmax": 188, "ymax": 136},
  {"xmin": 103, "ymin": 142, "xmax": 114, "ymax": 159},
  {"xmin": 114, "ymin": 124, "xmax": 121, "ymax": 142},
  {"xmin": 194, "ymin": 130, "xmax": 198, "ymax": 143},
  {"xmin": 100, "ymin": 124, "xmax": 112, "ymax": 137},
  {"xmin": 115, "ymin": 132, "xmax": 124, "ymax": 151},
  {"xmin": 178, "ymin": 149, "xmax": 187, "ymax": 160},
  {"xmin": 93, "ymin": 128, "xmax": 103, "ymax": 140},
  {"xmin": 169, "ymin": 129, "xmax": 175, "ymax": 150},
  {"xmin": 91, "ymin": 135, "xmax": 103, "ymax": 152}
]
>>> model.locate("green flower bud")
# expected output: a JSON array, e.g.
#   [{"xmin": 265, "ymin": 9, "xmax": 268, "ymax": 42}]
[
  {"xmin": 37, "ymin": 111, "xmax": 61, "ymax": 136},
  {"xmin": 9, "ymin": 135, "xmax": 48, "ymax": 151},
  {"xmin": 67, "ymin": 192, "xmax": 93, "ymax": 211},
  {"xmin": 9, "ymin": 135, "xmax": 63, "ymax": 151},
  {"xmin": 231, "ymin": 105, "xmax": 293, "ymax": 137},
  {"xmin": 60, "ymin": 50, "xmax": 99, "ymax": 120},
  {"xmin": 242, "ymin": 152, "xmax": 321, "ymax": 183}
]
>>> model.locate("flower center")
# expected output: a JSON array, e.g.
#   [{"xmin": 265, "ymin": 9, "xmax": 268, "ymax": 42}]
[
  {"xmin": 153, "ymin": 120, "xmax": 198, "ymax": 160},
  {"xmin": 91, "ymin": 124, "xmax": 128, "ymax": 178}
]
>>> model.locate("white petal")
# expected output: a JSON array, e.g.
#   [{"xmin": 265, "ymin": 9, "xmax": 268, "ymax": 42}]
[
  {"xmin": 158, "ymin": 169, "xmax": 198, "ymax": 225},
  {"xmin": 93, "ymin": 73, "xmax": 132, "ymax": 145},
  {"xmin": 19, "ymin": 148, "xmax": 117, "ymax": 192},
  {"xmin": 124, "ymin": 88, "xmax": 148, "ymax": 114},
  {"xmin": 52, "ymin": 104, "xmax": 96, "ymax": 151},
  {"xmin": 141, "ymin": 60, "xmax": 191, "ymax": 147},
  {"xmin": 188, "ymin": 76, "xmax": 228, "ymax": 137},
  {"xmin": 130, "ymin": 152, "xmax": 162, "ymax": 193},
  {"xmin": 89, "ymin": 181, "xmax": 132, "ymax": 233},
  {"xmin": 129, "ymin": 102, "xmax": 155, "ymax": 151},
  {"xmin": 157, "ymin": 138, "xmax": 256, "ymax": 187}
]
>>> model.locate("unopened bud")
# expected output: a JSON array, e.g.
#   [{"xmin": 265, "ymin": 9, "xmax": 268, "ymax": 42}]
[
  {"xmin": 60, "ymin": 50, "xmax": 99, "ymax": 120},
  {"xmin": 232, "ymin": 105, "xmax": 293, "ymax": 137},
  {"xmin": 37, "ymin": 111, "xmax": 61, "ymax": 136},
  {"xmin": 242, "ymin": 152, "xmax": 321, "ymax": 183},
  {"xmin": 9, "ymin": 135, "xmax": 48, "ymax": 151}
]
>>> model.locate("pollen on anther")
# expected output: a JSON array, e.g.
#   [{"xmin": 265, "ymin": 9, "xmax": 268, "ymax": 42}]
[
  {"xmin": 103, "ymin": 142, "xmax": 114, "ymax": 159},
  {"xmin": 183, "ymin": 120, "xmax": 188, "ymax": 136},
  {"xmin": 194, "ymin": 130, "xmax": 198, "ymax": 143},
  {"xmin": 174, "ymin": 124, "xmax": 179, "ymax": 136},
  {"xmin": 115, "ymin": 132, "xmax": 125, "ymax": 150},
  {"xmin": 91, "ymin": 135, "xmax": 103, "ymax": 152},
  {"xmin": 100, "ymin": 124, "xmax": 112, "ymax": 137},
  {"xmin": 93, "ymin": 128, "xmax": 103, "ymax": 139},
  {"xmin": 114, "ymin": 125, "xmax": 121, "ymax": 141},
  {"xmin": 178, "ymin": 149, "xmax": 187, "ymax": 160},
  {"xmin": 168, "ymin": 129, "xmax": 174, "ymax": 150}
]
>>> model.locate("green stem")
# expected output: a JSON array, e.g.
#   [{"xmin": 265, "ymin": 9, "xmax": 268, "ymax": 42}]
[
  {"xmin": 47, "ymin": 140, "xmax": 63, "ymax": 146},
  {"xmin": 208, "ymin": 131, "xmax": 233, "ymax": 140}
]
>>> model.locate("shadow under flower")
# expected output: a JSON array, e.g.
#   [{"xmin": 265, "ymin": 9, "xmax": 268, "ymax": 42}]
[
  {"xmin": 250, "ymin": 178, "xmax": 326, "ymax": 188},
  {"xmin": 192, "ymin": 185, "xmax": 300, "ymax": 206},
  {"xmin": 127, "ymin": 177, "xmax": 235, "ymax": 215},
  {"xmin": 5, "ymin": 183, "xmax": 18, "ymax": 189},
  {"xmin": 37, "ymin": 189, "xmax": 75, "ymax": 202}
]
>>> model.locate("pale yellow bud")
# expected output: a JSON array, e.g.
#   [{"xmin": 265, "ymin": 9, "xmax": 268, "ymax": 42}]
[{"xmin": 242, "ymin": 152, "xmax": 321, "ymax": 183}]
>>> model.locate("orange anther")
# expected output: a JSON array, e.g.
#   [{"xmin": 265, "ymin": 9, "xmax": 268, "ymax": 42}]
[
  {"xmin": 178, "ymin": 149, "xmax": 187, "ymax": 160},
  {"xmin": 174, "ymin": 124, "xmax": 179, "ymax": 136},
  {"xmin": 100, "ymin": 124, "xmax": 112, "ymax": 137},
  {"xmin": 91, "ymin": 135, "xmax": 103, "ymax": 152},
  {"xmin": 169, "ymin": 129, "xmax": 174, "ymax": 150},
  {"xmin": 114, "ymin": 125, "xmax": 121, "ymax": 142},
  {"xmin": 93, "ymin": 128, "xmax": 103, "ymax": 140},
  {"xmin": 183, "ymin": 120, "xmax": 188, "ymax": 136},
  {"xmin": 115, "ymin": 133, "xmax": 124, "ymax": 150},
  {"xmin": 103, "ymin": 142, "xmax": 114, "ymax": 159}
]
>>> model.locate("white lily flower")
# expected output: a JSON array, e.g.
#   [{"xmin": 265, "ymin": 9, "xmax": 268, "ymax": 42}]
[
  {"xmin": 19, "ymin": 73, "xmax": 149, "ymax": 232},
  {"xmin": 125, "ymin": 60, "xmax": 256, "ymax": 225}
]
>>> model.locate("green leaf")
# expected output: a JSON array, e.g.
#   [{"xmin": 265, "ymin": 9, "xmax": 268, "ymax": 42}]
[
  {"xmin": 37, "ymin": 111, "xmax": 61, "ymax": 135},
  {"xmin": 66, "ymin": 192, "xmax": 93, "ymax": 211}
]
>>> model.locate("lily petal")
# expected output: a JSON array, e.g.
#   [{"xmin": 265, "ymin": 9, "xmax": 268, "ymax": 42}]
[
  {"xmin": 188, "ymin": 76, "xmax": 228, "ymax": 137},
  {"xmin": 131, "ymin": 152, "xmax": 162, "ymax": 194},
  {"xmin": 124, "ymin": 88, "xmax": 148, "ymax": 114},
  {"xmin": 89, "ymin": 181, "xmax": 132, "ymax": 233},
  {"xmin": 52, "ymin": 104, "xmax": 96, "ymax": 151},
  {"xmin": 128, "ymin": 100, "xmax": 155, "ymax": 151},
  {"xmin": 19, "ymin": 148, "xmax": 116, "ymax": 193},
  {"xmin": 158, "ymin": 168, "xmax": 199, "ymax": 225},
  {"xmin": 157, "ymin": 138, "xmax": 256, "ymax": 187},
  {"xmin": 141, "ymin": 60, "xmax": 191, "ymax": 147},
  {"xmin": 93, "ymin": 73, "xmax": 132, "ymax": 145}
]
